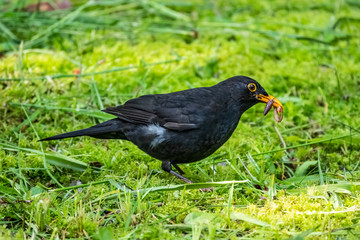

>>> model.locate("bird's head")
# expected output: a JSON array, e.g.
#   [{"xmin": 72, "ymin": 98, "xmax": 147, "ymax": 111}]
[{"xmin": 220, "ymin": 76, "xmax": 283, "ymax": 122}]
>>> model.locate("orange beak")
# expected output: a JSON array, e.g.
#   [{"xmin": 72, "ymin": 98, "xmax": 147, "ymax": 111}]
[{"xmin": 256, "ymin": 94, "xmax": 283, "ymax": 108}]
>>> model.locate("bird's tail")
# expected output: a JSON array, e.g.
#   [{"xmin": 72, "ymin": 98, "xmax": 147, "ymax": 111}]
[{"xmin": 40, "ymin": 119, "xmax": 127, "ymax": 141}]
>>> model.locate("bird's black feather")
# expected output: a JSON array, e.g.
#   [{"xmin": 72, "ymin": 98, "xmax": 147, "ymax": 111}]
[{"xmin": 40, "ymin": 119, "xmax": 127, "ymax": 141}]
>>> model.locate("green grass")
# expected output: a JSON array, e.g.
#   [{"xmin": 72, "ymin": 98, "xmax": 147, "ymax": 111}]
[{"xmin": 1, "ymin": 0, "xmax": 360, "ymax": 239}]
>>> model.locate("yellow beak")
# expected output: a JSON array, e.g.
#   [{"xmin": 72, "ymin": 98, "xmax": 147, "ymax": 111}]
[{"xmin": 256, "ymin": 94, "xmax": 283, "ymax": 108}]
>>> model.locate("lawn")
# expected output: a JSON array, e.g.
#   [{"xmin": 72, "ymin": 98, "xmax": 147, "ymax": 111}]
[{"xmin": 1, "ymin": 0, "xmax": 360, "ymax": 239}]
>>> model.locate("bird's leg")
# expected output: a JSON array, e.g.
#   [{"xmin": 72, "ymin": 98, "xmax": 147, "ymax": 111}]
[
  {"xmin": 161, "ymin": 161, "xmax": 192, "ymax": 184},
  {"xmin": 173, "ymin": 164, "xmax": 185, "ymax": 175}
]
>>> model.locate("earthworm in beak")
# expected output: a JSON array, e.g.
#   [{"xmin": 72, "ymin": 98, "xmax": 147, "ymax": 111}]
[
  {"xmin": 263, "ymin": 98, "xmax": 274, "ymax": 116},
  {"xmin": 274, "ymin": 105, "xmax": 283, "ymax": 122}
]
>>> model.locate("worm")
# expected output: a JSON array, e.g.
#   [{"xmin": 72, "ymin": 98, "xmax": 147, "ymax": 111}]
[
  {"xmin": 274, "ymin": 105, "xmax": 283, "ymax": 122},
  {"xmin": 263, "ymin": 98, "xmax": 274, "ymax": 116}
]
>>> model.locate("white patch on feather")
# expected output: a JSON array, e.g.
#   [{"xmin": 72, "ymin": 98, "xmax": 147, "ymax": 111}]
[{"xmin": 147, "ymin": 124, "xmax": 166, "ymax": 149}]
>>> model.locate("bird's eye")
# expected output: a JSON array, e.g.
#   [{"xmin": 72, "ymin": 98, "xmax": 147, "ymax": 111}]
[{"xmin": 247, "ymin": 83, "xmax": 256, "ymax": 92}]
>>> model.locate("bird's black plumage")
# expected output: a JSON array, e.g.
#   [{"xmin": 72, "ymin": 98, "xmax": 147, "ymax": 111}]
[{"xmin": 41, "ymin": 76, "xmax": 282, "ymax": 183}]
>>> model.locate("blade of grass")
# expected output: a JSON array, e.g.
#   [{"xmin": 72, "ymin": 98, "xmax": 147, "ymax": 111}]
[
  {"xmin": 227, "ymin": 183, "xmax": 234, "ymax": 220},
  {"xmin": 246, "ymin": 153, "xmax": 260, "ymax": 174},
  {"xmin": 50, "ymin": 180, "xmax": 109, "ymax": 192},
  {"xmin": 230, "ymin": 212, "xmax": 271, "ymax": 227},
  {"xmin": 268, "ymin": 175, "xmax": 276, "ymax": 199},
  {"xmin": 0, "ymin": 21, "xmax": 18, "ymax": 41},
  {"xmin": 142, "ymin": 1, "xmax": 190, "ymax": 21},
  {"xmin": 286, "ymin": 225, "xmax": 320, "ymax": 240},
  {"xmin": 287, "ymin": 183, "xmax": 359, "ymax": 195},
  {"xmin": 252, "ymin": 134, "xmax": 357, "ymax": 157},
  {"xmin": 225, "ymin": 158, "xmax": 256, "ymax": 187},
  {"xmin": 235, "ymin": 157, "xmax": 260, "ymax": 184},
  {"xmin": 15, "ymin": 109, "xmax": 42, "ymax": 132},
  {"xmin": 94, "ymin": 181, "xmax": 248, "ymax": 202},
  {"xmin": 0, "ymin": 141, "xmax": 96, "ymax": 172},
  {"xmin": 280, "ymin": 174, "xmax": 334, "ymax": 186},
  {"xmin": 108, "ymin": 179, "xmax": 133, "ymax": 192},
  {"xmin": 22, "ymin": 107, "xmax": 63, "ymax": 187},
  {"xmin": 91, "ymin": 75, "xmax": 104, "ymax": 110},
  {"xmin": 318, "ymin": 150, "xmax": 324, "ymax": 185}
]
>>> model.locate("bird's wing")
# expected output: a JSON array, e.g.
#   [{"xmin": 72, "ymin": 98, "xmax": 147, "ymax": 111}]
[{"xmin": 102, "ymin": 91, "xmax": 209, "ymax": 131}]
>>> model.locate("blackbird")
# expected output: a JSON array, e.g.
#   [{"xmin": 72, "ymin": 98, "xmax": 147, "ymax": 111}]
[{"xmin": 41, "ymin": 76, "xmax": 283, "ymax": 183}]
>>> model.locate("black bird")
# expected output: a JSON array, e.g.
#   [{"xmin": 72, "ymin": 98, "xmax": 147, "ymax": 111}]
[{"xmin": 41, "ymin": 76, "xmax": 283, "ymax": 183}]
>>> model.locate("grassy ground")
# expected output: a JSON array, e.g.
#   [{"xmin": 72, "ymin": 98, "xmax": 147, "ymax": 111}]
[{"xmin": 1, "ymin": 0, "xmax": 360, "ymax": 239}]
